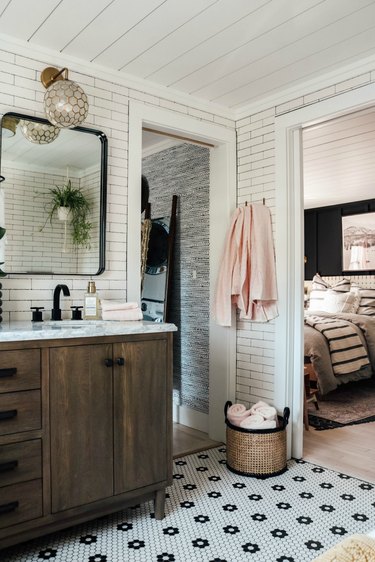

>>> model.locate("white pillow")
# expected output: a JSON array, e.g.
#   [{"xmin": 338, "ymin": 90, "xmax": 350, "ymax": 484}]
[
  {"xmin": 322, "ymin": 289, "xmax": 359, "ymax": 314},
  {"xmin": 308, "ymin": 289, "xmax": 326, "ymax": 311}
]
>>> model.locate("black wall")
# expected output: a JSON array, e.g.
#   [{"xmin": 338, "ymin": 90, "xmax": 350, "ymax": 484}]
[{"xmin": 304, "ymin": 198, "xmax": 375, "ymax": 280}]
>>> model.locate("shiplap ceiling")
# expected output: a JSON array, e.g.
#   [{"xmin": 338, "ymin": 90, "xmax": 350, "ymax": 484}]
[
  {"xmin": 303, "ymin": 106, "xmax": 375, "ymax": 209},
  {"xmin": 2, "ymin": 0, "xmax": 375, "ymax": 113}
]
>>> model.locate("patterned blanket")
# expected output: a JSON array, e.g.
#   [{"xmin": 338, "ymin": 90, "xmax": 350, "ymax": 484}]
[{"xmin": 304, "ymin": 315, "xmax": 370, "ymax": 376}]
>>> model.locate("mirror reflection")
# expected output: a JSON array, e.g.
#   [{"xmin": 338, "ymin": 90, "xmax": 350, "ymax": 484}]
[{"xmin": 0, "ymin": 112, "xmax": 107, "ymax": 275}]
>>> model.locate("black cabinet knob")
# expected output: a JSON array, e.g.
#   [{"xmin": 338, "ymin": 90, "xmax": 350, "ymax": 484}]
[
  {"xmin": 116, "ymin": 357, "xmax": 125, "ymax": 366},
  {"xmin": 104, "ymin": 358, "xmax": 113, "ymax": 368}
]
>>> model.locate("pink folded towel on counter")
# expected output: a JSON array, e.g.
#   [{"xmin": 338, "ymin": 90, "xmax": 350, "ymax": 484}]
[
  {"xmin": 102, "ymin": 308, "xmax": 143, "ymax": 321},
  {"xmin": 101, "ymin": 300, "xmax": 139, "ymax": 312},
  {"xmin": 227, "ymin": 403, "xmax": 252, "ymax": 427}
]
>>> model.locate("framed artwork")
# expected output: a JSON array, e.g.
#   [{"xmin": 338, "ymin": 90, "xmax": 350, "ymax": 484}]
[{"xmin": 342, "ymin": 211, "xmax": 375, "ymax": 271}]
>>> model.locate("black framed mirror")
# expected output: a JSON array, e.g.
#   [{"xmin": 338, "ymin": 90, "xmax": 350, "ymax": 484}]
[{"xmin": 0, "ymin": 112, "xmax": 107, "ymax": 275}]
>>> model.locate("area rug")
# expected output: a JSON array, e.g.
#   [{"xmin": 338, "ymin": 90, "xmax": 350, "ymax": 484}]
[
  {"xmin": 2, "ymin": 447, "xmax": 375, "ymax": 562},
  {"xmin": 308, "ymin": 377, "xmax": 375, "ymax": 430}
]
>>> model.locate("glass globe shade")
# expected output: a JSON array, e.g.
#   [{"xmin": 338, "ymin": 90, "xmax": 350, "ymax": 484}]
[
  {"xmin": 44, "ymin": 79, "xmax": 89, "ymax": 128},
  {"xmin": 19, "ymin": 120, "xmax": 60, "ymax": 144}
]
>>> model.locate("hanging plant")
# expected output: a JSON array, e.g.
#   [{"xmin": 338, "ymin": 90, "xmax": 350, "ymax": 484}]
[
  {"xmin": 0, "ymin": 226, "xmax": 6, "ymax": 277},
  {"xmin": 41, "ymin": 180, "xmax": 92, "ymax": 248}
]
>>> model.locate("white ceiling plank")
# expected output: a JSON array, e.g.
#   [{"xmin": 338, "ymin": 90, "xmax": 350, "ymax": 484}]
[
  {"xmin": 0, "ymin": 0, "xmax": 61, "ymax": 41},
  {"xmin": 94, "ymin": 0, "xmax": 217, "ymax": 70},
  {"xmin": 62, "ymin": 0, "xmax": 165, "ymax": 61},
  {"xmin": 303, "ymin": 106, "xmax": 375, "ymax": 209},
  {"xmin": 0, "ymin": 0, "xmax": 12, "ymax": 16},
  {"xmin": 189, "ymin": 0, "xmax": 371, "ymax": 98},
  {"xmin": 28, "ymin": 0, "xmax": 113, "ymax": 52},
  {"xmin": 123, "ymin": 0, "xmax": 268, "ymax": 79},
  {"xmin": 303, "ymin": 119, "xmax": 375, "ymax": 149},
  {"xmin": 148, "ymin": 0, "xmax": 325, "ymax": 87},
  {"xmin": 223, "ymin": 24, "xmax": 375, "ymax": 109}
]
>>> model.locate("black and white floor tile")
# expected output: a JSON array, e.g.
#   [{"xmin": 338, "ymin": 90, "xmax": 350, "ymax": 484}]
[{"xmin": 2, "ymin": 447, "xmax": 375, "ymax": 562}]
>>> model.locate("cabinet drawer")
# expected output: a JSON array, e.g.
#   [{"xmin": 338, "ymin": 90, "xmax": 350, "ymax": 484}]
[
  {"xmin": 0, "ymin": 439, "xmax": 42, "ymax": 488},
  {"xmin": 0, "ymin": 391, "xmax": 41, "ymax": 436},
  {"xmin": 0, "ymin": 350, "xmax": 40, "ymax": 393},
  {"xmin": 0, "ymin": 479, "xmax": 43, "ymax": 529}
]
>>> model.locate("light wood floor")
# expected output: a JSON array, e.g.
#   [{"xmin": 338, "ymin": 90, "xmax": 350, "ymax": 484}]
[
  {"xmin": 303, "ymin": 422, "xmax": 375, "ymax": 483},
  {"xmin": 173, "ymin": 423, "xmax": 222, "ymax": 458}
]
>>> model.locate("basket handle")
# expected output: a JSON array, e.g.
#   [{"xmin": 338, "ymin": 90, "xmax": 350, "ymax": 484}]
[
  {"xmin": 224, "ymin": 401, "xmax": 232, "ymax": 419},
  {"xmin": 282, "ymin": 407, "xmax": 290, "ymax": 428}
]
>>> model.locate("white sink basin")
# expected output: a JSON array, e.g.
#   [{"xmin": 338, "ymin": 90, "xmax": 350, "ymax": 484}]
[{"xmin": 43, "ymin": 320, "xmax": 107, "ymax": 327}]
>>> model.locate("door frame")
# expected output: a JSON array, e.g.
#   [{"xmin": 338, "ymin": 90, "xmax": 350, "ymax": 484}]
[
  {"xmin": 127, "ymin": 100, "xmax": 237, "ymax": 442},
  {"xmin": 274, "ymin": 82, "xmax": 375, "ymax": 458}
]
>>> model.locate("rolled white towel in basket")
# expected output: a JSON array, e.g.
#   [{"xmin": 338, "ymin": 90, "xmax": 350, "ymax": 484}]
[
  {"xmin": 240, "ymin": 414, "xmax": 276, "ymax": 430},
  {"xmin": 227, "ymin": 403, "xmax": 252, "ymax": 427},
  {"xmin": 250, "ymin": 400, "xmax": 277, "ymax": 421}
]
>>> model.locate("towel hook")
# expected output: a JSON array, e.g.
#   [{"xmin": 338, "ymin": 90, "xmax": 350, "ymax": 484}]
[{"xmin": 262, "ymin": 198, "xmax": 265, "ymax": 205}]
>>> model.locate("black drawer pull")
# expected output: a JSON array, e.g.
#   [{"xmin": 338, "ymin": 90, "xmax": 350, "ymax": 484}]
[
  {"xmin": 0, "ymin": 501, "xmax": 19, "ymax": 515},
  {"xmin": 0, "ymin": 368, "xmax": 17, "ymax": 378},
  {"xmin": 0, "ymin": 409, "xmax": 17, "ymax": 421},
  {"xmin": 0, "ymin": 460, "xmax": 18, "ymax": 473},
  {"xmin": 116, "ymin": 357, "xmax": 125, "ymax": 366},
  {"xmin": 104, "ymin": 358, "xmax": 113, "ymax": 367}
]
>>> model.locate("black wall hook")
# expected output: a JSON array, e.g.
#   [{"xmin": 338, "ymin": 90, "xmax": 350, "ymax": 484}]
[{"xmin": 0, "ymin": 175, "xmax": 5, "ymax": 183}]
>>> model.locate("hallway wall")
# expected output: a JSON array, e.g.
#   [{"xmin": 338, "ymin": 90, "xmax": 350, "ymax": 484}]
[{"xmin": 143, "ymin": 143, "xmax": 210, "ymax": 415}]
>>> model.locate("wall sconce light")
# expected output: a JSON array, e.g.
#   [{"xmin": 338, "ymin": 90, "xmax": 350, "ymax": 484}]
[
  {"xmin": 19, "ymin": 119, "xmax": 60, "ymax": 144},
  {"xmin": 41, "ymin": 66, "xmax": 89, "ymax": 128},
  {"xmin": 1, "ymin": 115, "xmax": 19, "ymax": 138}
]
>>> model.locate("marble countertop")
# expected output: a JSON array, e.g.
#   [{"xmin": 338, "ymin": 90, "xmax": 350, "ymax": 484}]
[{"xmin": 0, "ymin": 320, "xmax": 177, "ymax": 342}]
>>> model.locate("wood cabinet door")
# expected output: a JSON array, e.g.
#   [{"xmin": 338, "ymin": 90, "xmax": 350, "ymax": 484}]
[
  {"xmin": 50, "ymin": 344, "xmax": 113, "ymax": 512},
  {"xmin": 113, "ymin": 338, "xmax": 168, "ymax": 494}
]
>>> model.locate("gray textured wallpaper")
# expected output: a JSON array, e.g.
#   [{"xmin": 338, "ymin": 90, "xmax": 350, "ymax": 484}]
[{"xmin": 143, "ymin": 143, "xmax": 210, "ymax": 415}]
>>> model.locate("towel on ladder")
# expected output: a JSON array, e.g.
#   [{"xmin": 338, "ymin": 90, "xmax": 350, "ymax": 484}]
[{"xmin": 304, "ymin": 315, "xmax": 370, "ymax": 376}]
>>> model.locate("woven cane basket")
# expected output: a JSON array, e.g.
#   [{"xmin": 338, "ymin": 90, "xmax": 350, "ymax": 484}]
[{"xmin": 224, "ymin": 401, "xmax": 290, "ymax": 478}]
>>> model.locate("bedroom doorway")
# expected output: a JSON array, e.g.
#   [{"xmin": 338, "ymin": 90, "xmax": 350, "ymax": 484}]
[
  {"xmin": 301, "ymin": 108, "xmax": 375, "ymax": 482},
  {"xmin": 274, "ymin": 81, "xmax": 375, "ymax": 474}
]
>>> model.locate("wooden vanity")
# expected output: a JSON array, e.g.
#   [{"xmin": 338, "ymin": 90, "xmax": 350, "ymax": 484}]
[{"xmin": 0, "ymin": 322, "xmax": 174, "ymax": 549}]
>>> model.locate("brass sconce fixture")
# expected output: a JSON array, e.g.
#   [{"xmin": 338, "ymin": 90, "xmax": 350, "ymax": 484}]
[
  {"xmin": 41, "ymin": 66, "xmax": 89, "ymax": 128},
  {"xmin": 1, "ymin": 115, "xmax": 19, "ymax": 138}
]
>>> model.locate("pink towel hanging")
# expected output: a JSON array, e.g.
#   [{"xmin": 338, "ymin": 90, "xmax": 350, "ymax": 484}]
[{"xmin": 214, "ymin": 203, "xmax": 278, "ymax": 326}]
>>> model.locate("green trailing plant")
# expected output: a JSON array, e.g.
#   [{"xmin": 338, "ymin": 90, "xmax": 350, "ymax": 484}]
[
  {"xmin": 41, "ymin": 180, "xmax": 92, "ymax": 248},
  {"xmin": 0, "ymin": 226, "xmax": 6, "ymax": 277}
]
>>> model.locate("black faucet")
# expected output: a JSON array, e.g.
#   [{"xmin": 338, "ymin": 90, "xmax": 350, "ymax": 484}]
[{"xmin": 51, "ymin": 284, "xmax": 70, "ymax": 320}]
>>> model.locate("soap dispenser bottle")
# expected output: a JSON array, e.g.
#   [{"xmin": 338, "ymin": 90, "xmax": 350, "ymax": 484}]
[{"xmin": 84, "ymin": 281, "xmax": 100, "ymax": 320}]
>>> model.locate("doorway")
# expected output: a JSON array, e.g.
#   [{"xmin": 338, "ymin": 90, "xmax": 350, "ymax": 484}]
[
  {"xmin": 128, "ymin": 100, "xmax": 237, "ymax": 443},
  {"xmin": 301, "ymin": 108, "xmax": 375, "ymax": 482},
  {"xmin": 275, "ymin": 81, "xmax": 375, "ymax": 462}
]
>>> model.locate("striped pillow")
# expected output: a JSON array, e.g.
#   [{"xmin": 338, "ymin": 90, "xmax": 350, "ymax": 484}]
[
  {"xmin": 356, "ymin": 288, "xmax": 375, "ymax": 316},
  {"xmin": 311, "ymin": 273, "xmax": 351, "ymax": 292}
]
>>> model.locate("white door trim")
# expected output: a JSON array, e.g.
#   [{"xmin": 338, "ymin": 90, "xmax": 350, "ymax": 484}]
[
  {"xmin": 275, "ymin": 82, "xmax": 375, "ymax": 459},
  {"xmin": 128, "ymin": 100, "xmax": 237, "ymax": 442}
]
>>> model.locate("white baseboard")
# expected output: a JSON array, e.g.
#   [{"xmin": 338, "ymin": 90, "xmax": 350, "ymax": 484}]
[{"xmin": 173, "ymin": 403, "xmax": 209, "ymax": 433}]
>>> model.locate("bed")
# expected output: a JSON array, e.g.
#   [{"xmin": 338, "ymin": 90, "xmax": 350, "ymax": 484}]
[{"xmin": 304, "ymin": 275, "xmax": 375, "ymax": 395}]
